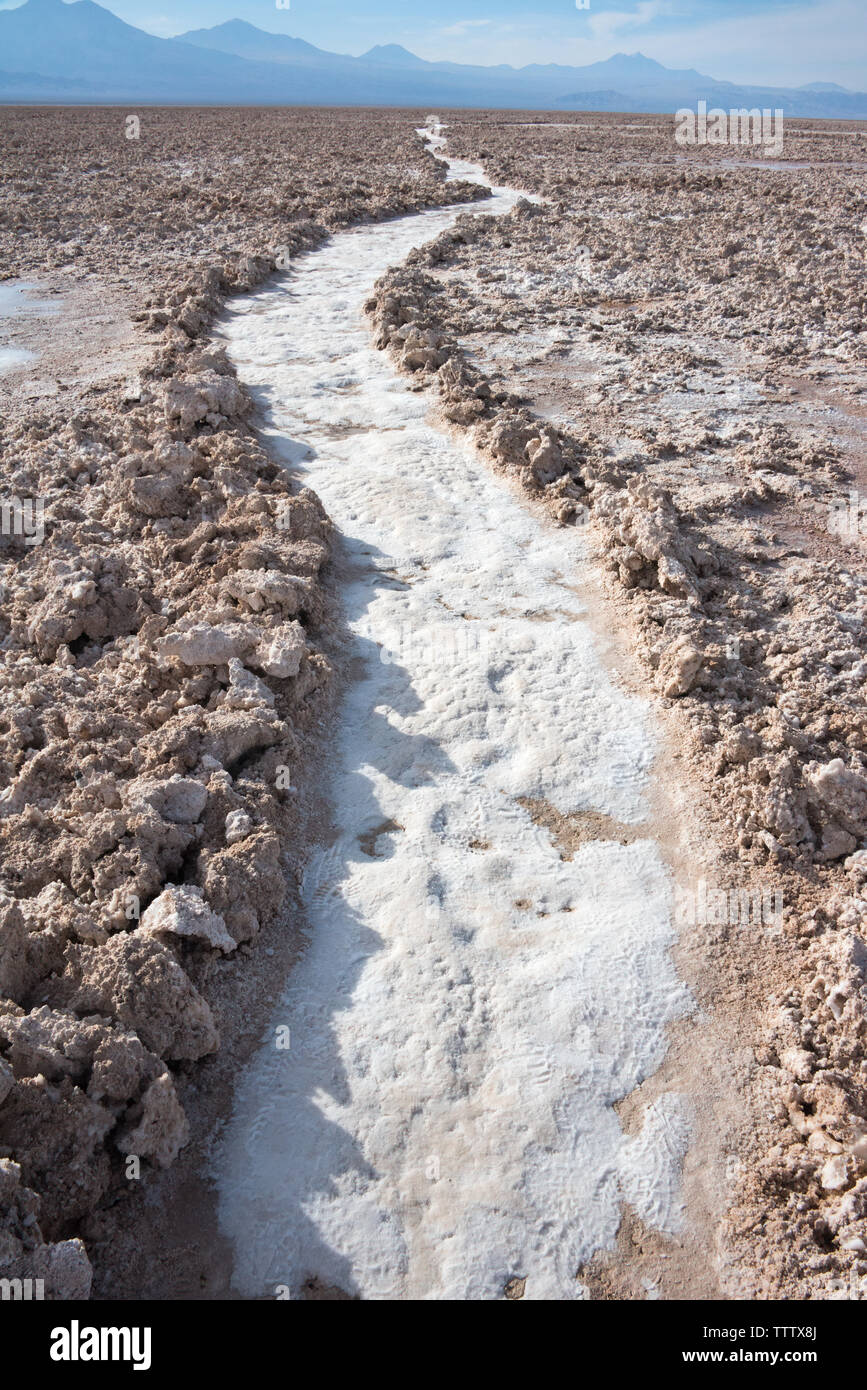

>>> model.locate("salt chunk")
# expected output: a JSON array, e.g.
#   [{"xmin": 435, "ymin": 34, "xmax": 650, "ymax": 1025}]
[
  {"xmin": 821, "ymin": 1155, "xmax": 850, "ymax": 1191},
  {"xmin": 139, "ymin": 884, "xmax": 235, "ymax": 953},
  {"xmin": 225, "ymin": 810, "xmax": 253, "ymax": 846}
]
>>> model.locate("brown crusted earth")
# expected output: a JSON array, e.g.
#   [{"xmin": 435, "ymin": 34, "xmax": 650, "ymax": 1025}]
[
  {"xmin": 4, "ymin": 102, "xmax": 867, "ymax": 1302},
  {"xmin": 0, "ymin": 106, "xmax": 486, "ymax": 1298},
  {"xmin": 364, "ymin": 112, "xmax": 867, "ymax": 1299}
]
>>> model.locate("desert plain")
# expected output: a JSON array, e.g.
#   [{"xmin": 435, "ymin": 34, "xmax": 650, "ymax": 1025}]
[{"xmin": 1, "ymin": 104, "xmax": 867, "ymax": 1301}]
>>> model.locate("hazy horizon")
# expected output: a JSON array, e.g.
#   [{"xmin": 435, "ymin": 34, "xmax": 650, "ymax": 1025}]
[{"xmin": 0, "ymin": 0, "xmax": 863, "ymax": 90}]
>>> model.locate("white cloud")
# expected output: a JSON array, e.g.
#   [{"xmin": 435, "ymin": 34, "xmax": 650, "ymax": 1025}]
[
  {"xmin": 588, "ymin": 1, "xmax": 670, "ymax": 46},
  {"xmin": 439, "ymin": 19, "xmax": 494, "ymax": 38},
  {"xmin": 411, "ymin": 0, "xmax": 861, "ymax": 86}
]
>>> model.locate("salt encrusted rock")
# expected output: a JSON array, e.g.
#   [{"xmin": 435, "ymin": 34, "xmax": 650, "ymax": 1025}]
[
  {"xmin": 155, "ymin": 619, "xmax": 307, "ymax": 682},
  {"xmin": 399, "ymin": 326, "xmax": 446, "ymax": 372},
  {"xmin": 0, "ymin": 890, "xmax": 85, "ymax": 1000},
  {"xmin": 0, "ymin": 1006, "xmax": 111, "ymax": 1083},
  {"xmin": 59, "ymin": 934, "xmax": 219, "ymax": 1061},
  {"xmin": 223, "ymin": 658, "xmax": 275, "ymax": 710},
  {"xmin": 255, "ymin": 621, "xmax": 306, "ymax": 679},
  {"xmin": 487, "ymin": 415, "xmax": 538, "ymax": 471},
  {"xmin": 752, "ymin": 771, "xmax": 814, "ymax": 849},
  {"xmin": 115, "ymin": 1073, "xmax": 189, "ymax": 1169},
  {"xmin": 200, "ymin": 707, "xmax": 284, "ymax": 767},
  {"xmin": 0, "ymin": 1005, "xmax": 163, "ymax": 1105},
  {"xmin": 274, "ymin": 486, "xmax": 332, "ymax": 544},
  {"xmin": 225, "ymin": 810, "xmax": 253, "ymax": 846},
  {"xmin": 198, "ymin": 829, "xmax": 285, "ymax": 946},
  {"xmin": 155, "ymin": 621, "xmax": 259, "ymax": 667},
  {"xmin": 0, "ymin": 1077, "xmax": 115, "ymax": 1231},
  {"xmin": 40, "ymin": 1238, "xmax": 93, "ymax": 1300},
  {"xmin": 844, "ymin": 849, "xmax": 867, "ymax": 880},
  {"xmin": 122, "ymin": 775, "xmax": 208, "ymax": 825},
  {"xmin": 163, "ymin": 371, "xmax": 249, "ymax": 434},
  {"xmin": 827, "ymin": 895, "xmax": 867, "ymax": 930},
  {"xmin": 821, "ymin": 1155, "xmax": 851, "ymax": 1191},
  {"xmin": 0, "ymin": 1058, "xmax": 13, "ymax": 1106},
  {"xmin": 128, "ymin": 472, "xmax": 193, "ymax": 519},
  {"xmin": 780, "ymin": 1048, "xmax": 815, "ymax": 1081},
  {"xmin": 0, "ymin": 1158, "xmax": 92, "ymax": 1299},
  {"xmin": 0, "ymin": 1157, "xmax": 36, "ymax": 1238},
  {"xmin": 817, "ymin": 823, "xmax": 858, "ymax": 863},
  {"xmin": 601, "ymin": 477, "xmax": 705, "ymax": 600},
  {"xmin": 526, "ymin": 431, "xmax": 565, "ymax": 486},
  {"xmin": 22, "ymin": 555, "xmax": 146, "ymax": 660},
  {"xmin": 87, "ymin": 1030, "xmax": 162, "ymax": 1105},
  {"xmin": 223, "ymin": 568, "xmax": 309, "ymax": 614},
  {"xmin": 139, "ymin": 885, "xmax": 235, "ymax": 953},
  {"xmin": 655, "ymin": 636, "xmax": 703, "ymax": 698},
  {"xmin": 718, "ymin": 728, "xmax": 761, "ymax": 768},
  {"xmin": 806, "ymin": 758, "xmax": 867, "ymax": 840}
]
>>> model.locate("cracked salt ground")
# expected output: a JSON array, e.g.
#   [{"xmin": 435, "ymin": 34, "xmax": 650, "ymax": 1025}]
[{"xmin": 213, "ymin": 135, "xmax": 693, "ymax": 1300}]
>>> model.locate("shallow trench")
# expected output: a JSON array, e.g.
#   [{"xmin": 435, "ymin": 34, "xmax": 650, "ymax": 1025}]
[{"xmin": 211, "ymin": 129, "xmax": 695, "ymax": 1301}]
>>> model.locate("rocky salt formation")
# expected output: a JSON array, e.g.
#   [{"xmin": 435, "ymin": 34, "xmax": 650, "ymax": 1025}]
[
  {"xmin": 4, "ymin": 99, "xmax": 865, "ymax": 1299},
  {"xmin": 0, "ymin": 1157, "xmax": 91, "ymax": 1299},
  {"xmin": 365, "ymin": 115, "xmax": 867, "ymax": 1298},
  {"xmin": 0, "ymin": 107, "xmax": 489, "ymax": 1296},
  {"xmin": 0, "ymin": 107, "xmax": 488, "ymax": 288},
  {"xmin": 0, "ymin": 334, "xmax": 334, "ymax": 1287}
]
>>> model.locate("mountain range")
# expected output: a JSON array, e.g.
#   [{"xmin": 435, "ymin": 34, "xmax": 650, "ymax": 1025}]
[{"xmin": 1, "ymin": 0, "xmax": 865, "ymax": 116}]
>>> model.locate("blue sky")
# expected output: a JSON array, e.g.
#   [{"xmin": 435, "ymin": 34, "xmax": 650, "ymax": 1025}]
[{"xmin": 7, "ymin": 0, "xmax": 867, "ymax": 86}]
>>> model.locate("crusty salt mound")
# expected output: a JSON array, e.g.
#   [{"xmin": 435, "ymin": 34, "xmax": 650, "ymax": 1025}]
[{"xmin": 0, "ymin": 302, "xmax": 335, "ymax": 1291}]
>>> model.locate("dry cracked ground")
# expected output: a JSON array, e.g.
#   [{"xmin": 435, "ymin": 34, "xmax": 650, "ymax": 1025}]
[{"xmin": 1, "ymin": 105, "xmax": 867, "ymax": 1301}]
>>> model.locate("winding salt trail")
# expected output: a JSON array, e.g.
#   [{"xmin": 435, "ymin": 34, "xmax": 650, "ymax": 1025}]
[{"xmin": 213, "ymin": 130, "xmax": 693, "ymax": 1301}]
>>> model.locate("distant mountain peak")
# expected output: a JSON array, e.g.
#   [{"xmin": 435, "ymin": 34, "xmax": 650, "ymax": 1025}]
[
  {"xmin": 208, "ymin": 20, "xmax": 264, "ymax": 36},
  {"xmin": 0, "ymin": 3, "xmax": 864, "ymax": 116},
  {"xmin": 361, "ymin": 44, "xmax": 427, "ymax": 67},
  {"xmin": 605, "ymin": 51, "xmax": 665, "ymax": 69},
  {"xmin": 177, "ymin": 17, "xmax": 328, "ymax": 62},
  {"xmin": 194, "ymin": 19, "xmax": 314, "ymax": 45}
]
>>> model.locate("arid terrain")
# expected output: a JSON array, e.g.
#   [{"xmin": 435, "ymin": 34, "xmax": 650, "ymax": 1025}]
[
  {"xmin": 2, "ymin": 104, "xmax": 867, "ymax": 1301},
  {"xmin": 367, "ymin": 112, "xmax": 867, "ymax": 1299},
  {"xmin": 0, "ymin": 107, "xmax": 487, "ymax": 1298}
]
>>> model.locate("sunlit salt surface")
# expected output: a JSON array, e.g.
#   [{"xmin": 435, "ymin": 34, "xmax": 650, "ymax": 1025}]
[
  {"xmin": 214, "ymin": 129, "xmax": 692, "ymax": 1301},
  {"xmin": 0, "ymin": 347, "xmax": 35, "ymax": 374},
  {"xmin": 0, "ymin": 281, "xmax": 58, "ymax": 376},
  {"xmin": 0, "ymin": 282, "xmax": 59, "ymax": 318}
]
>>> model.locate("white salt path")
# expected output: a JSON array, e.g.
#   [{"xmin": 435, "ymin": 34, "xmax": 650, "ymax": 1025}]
[{"xmin": 214, "ymin": 130, "xmax": 693, "ymax": 1301}]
